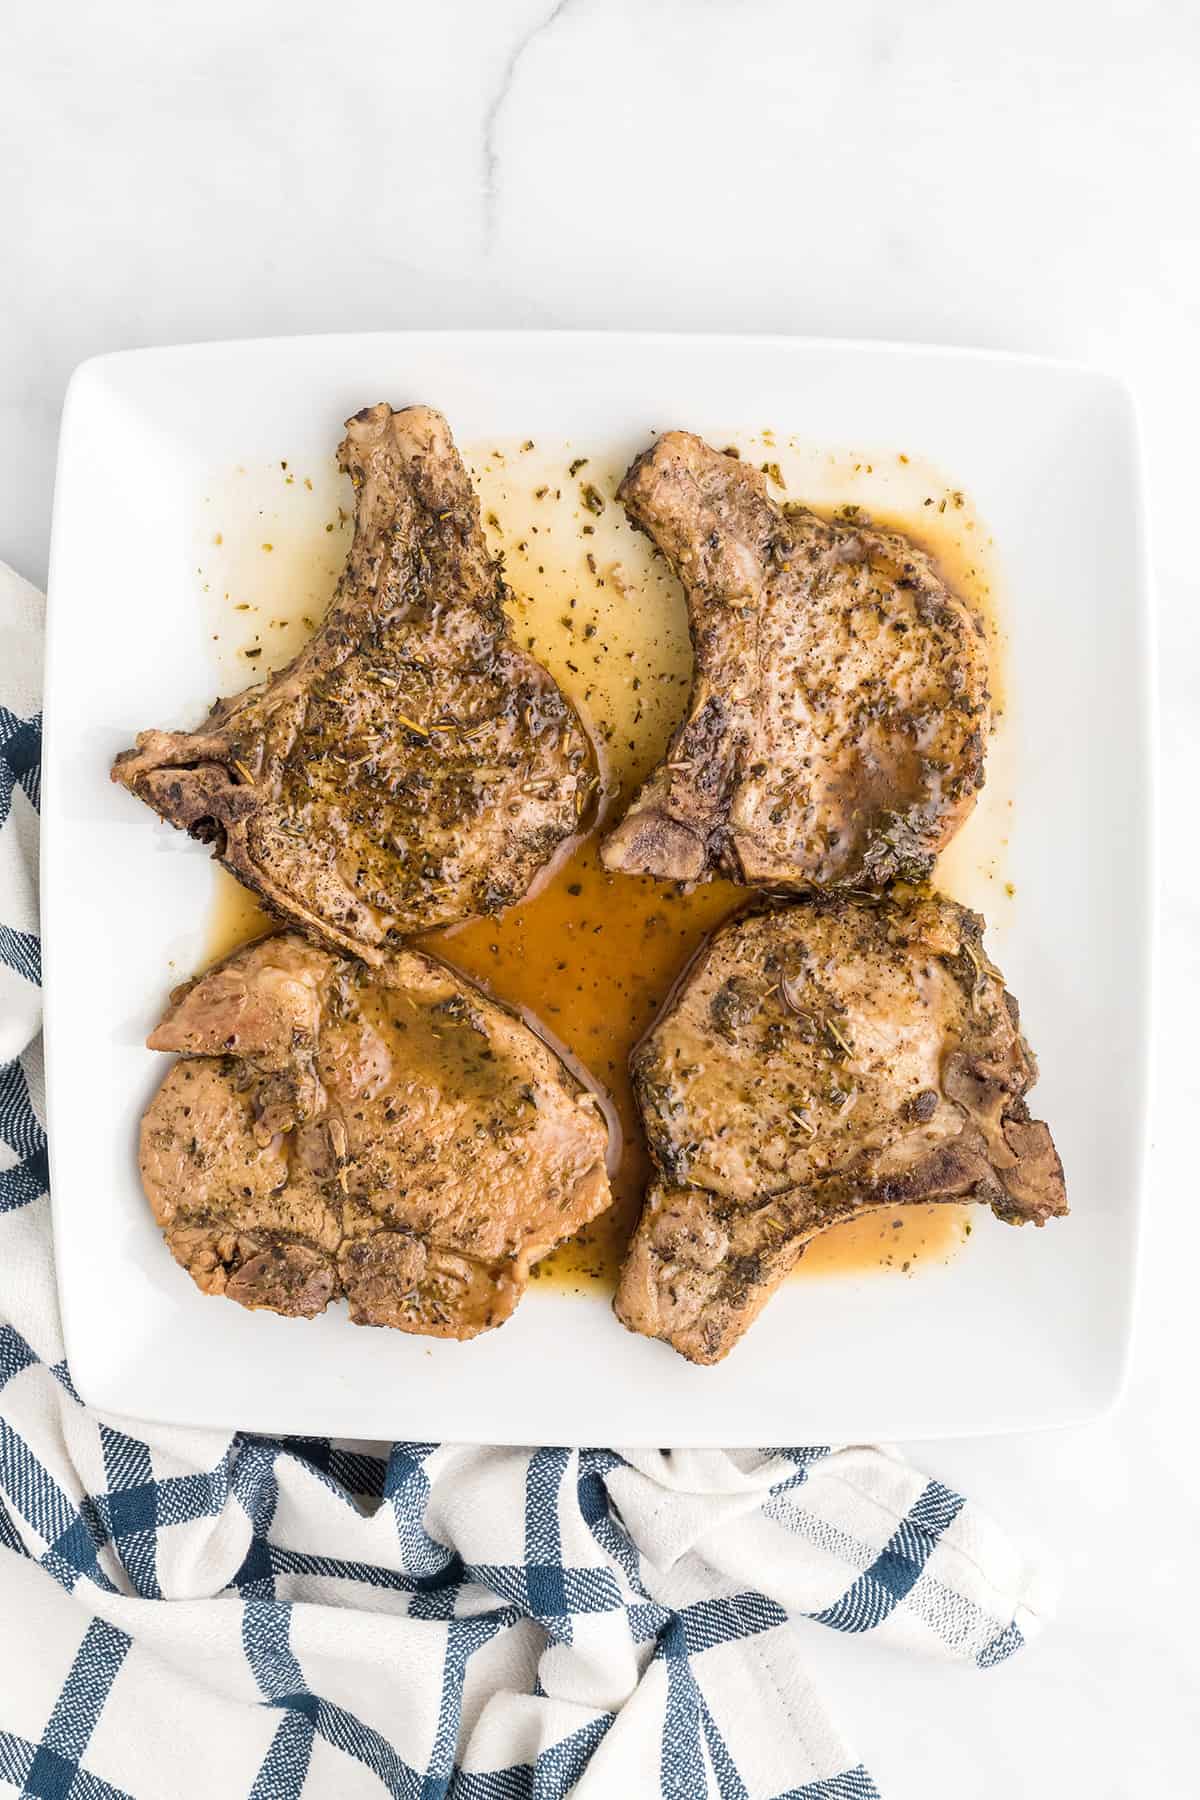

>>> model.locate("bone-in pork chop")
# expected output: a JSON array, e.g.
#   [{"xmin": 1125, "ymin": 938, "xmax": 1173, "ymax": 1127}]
[
  {"xmin": 140, "ymin": 934, "xmax": 611, "ymax": 1337},
  {"xmin": 616, "ymin": 890, "xmax": 1066, "ymax": 1364},
  {"xmin": 602, "ymin": 432, "xmax": 990, "ymax": 889},
  {"xmin": 114, "ymin": 405, "xmax": 594, "ymax": 959}
]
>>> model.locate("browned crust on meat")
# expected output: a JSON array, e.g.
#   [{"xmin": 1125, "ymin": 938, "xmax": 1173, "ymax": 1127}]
[
  {"xmin": 140, "ymin": 933, "xmax": 612, "ymax": 1337},
  {"xmin": 602, "ymin": 432, "xmax": 990, "ymax": 890},
  {"xmin": 113, "ymin": 405, "xmax": 595, "ymax": 959},
  {"xmin": 615, "ymin": 889, "xmax": 1066, "ymax": 1364}
]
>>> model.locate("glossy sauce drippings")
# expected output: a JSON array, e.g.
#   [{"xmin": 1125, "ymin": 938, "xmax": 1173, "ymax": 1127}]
[
  {"xmin": 207, "ymin": 873, "xmax": 273, "ymax": 963},
  {"xmin": 201, "ymin": 433, "xmax": 1009, "ymax": 1290}
]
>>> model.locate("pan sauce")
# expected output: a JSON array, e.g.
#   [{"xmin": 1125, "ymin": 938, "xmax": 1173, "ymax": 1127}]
[{"xmin": 203, "ymin": 433, "xmax": 1010, "ymax": 1293}]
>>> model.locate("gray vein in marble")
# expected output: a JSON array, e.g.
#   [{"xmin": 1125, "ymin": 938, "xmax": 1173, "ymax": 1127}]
[{"xmin": 482, "ymin": 0, "xmax": 576, "ymax": 251}]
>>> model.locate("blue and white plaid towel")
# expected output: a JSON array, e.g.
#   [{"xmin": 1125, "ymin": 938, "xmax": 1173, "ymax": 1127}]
[{"xmin": 0, "ymin": 559, "xmax": 1053, "ymax": 1798}]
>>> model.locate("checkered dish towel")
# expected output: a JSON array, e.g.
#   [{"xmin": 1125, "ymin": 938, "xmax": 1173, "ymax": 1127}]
[{"xmin": 0, "ymin": 559, "xmax": 1053, "ymax": 1799}]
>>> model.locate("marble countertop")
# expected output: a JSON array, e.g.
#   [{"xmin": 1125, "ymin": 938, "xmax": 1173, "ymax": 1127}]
[{"xmin": 2, "ymin": 2, "xmax": 1197, "ymax": 1791}]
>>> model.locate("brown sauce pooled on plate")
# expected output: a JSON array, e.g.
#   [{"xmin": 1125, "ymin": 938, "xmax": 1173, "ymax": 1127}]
[{"xmin": 202, "ymin": 435, "xmax": 1009, "ymax": 1292}]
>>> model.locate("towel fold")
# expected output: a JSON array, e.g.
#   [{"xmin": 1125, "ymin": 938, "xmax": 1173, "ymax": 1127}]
[{"xmin": 0, "ymin": 561, "xmax": 1052, "ymax": 1799}]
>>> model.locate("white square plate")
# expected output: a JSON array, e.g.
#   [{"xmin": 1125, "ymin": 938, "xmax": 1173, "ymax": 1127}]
[{"xmin": 43, "ymin": 332, "xmax": 1153, "ymax": 1444}]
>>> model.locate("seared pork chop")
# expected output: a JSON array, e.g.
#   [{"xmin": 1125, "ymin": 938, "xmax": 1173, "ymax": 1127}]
[
  {"xmin": 140, "ymin": 934, "xmax": 611, "ymax": 1337},
  {"xmin": 602, "ymin": 432, "xmax": 990, "ymax": 888},
  {"xmin": 114, "ymin": 405, "xmax": 594, "ymax": 959},
  {"xmin": 616, "ymin": 890, "xmax": 1065, "ymax": 1364}
]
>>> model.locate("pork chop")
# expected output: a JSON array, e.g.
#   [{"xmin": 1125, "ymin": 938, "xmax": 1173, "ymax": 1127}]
[
  {"xmin": 602, "ymin": 432, "xmax": 990, "ymax": 888},
  {"xmin": 113, "ymin": 405, "xmax": 595, "ymax": 959},
  {"xmin": 140, "ymin": 934, "xmax": 612, "ymax": 1337},
  {"xmin": 616, "ymin": 889, "xmax": 1066, "ymax": 1364}
]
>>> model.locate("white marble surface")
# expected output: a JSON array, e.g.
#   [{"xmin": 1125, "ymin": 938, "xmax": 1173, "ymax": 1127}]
[{"xmin": 2, "ymin": 2, "xmax": 1198, "ymax": 1792}]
